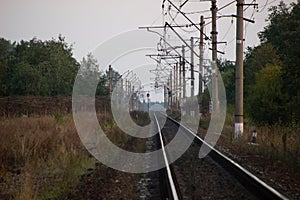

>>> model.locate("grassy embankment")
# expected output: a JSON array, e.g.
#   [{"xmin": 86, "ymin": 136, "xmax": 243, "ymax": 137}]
[
  {"xmin": 0, "ymin": 113, "xmax": 96, "ymax": 200},
  {"xmin": 200, "ymin": 106, "xmax": 300, "ymax": 170},
  {"xmin": 0, "ymin": 108, "xmax": 150, "ymax": 200}
]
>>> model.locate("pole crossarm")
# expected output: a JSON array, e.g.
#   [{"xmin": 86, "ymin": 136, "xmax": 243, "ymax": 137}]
[
  {"xmin": 217, "ymin": 14, "xmax": 255, "ymax": 23},
  {"xmin": 139, "ymin": 23, "xmax": 198, "ymax": 29},
  {"xmin": 208, "ymin": 48, "xmax": 225, "ymax": 55},
  {"xmin": 143, "ymin": 27, "xmax": 193, "ymax": 67},
  {"xmin": 166, "ymin": 0, "xmax": 211, "ymax": 41},
  {"xmin": 165, "ymin": 22, "xmax": 200, "ymax": 59},
  {"xmin": 145, "ymin": 54, "xmax": 181, "ymax": 58}
]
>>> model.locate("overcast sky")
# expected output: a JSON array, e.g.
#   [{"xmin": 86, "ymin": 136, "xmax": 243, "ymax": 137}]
[
  {"xmin": 0, "ymin": 0, "xmax": 296, "ymax": 101},
  {"xmin": 1, "ymin": 0, "xmax": 296, "ymax": 61}
]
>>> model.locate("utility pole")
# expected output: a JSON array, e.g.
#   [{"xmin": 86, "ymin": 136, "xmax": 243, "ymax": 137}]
[
  {"xmin": 170, "ymin": 70, "xmax": 173, "ymax": 109},
  {"xmin": 109, "ymin": 65, "xmax": 113, "ymax": 97},
  {"xmin": 190, "ymin": 37, "xmax": 194, "ymax": 99},
  {"xmin": 179, "ymin": 57, "xmax": 182, "ymax": 101},
  {"xmin": 182, "ymin": 45, "xmax": 186, "ymax": 99},
  {"xmin": 128, "ymin": 82, "xmax": 131, "ymax": 100},
  {"xmin": 165, "ymin": 84, "xmax": 167, "ymax": 109},
  {"xmin": 131, "ymin": 85, "xmax": 135, "ymax": 111},
  {"xmin": 235, "ymin": 0, "xmax": 244, "ymax": 138},
  {"xmin": 147, "ymin": 92, "xmax": 150, "ymax": 113},
  {"xmin": 119, "ymin": 78, "xmax": 123, "ymax": 109},
  {"xmin": 167, "ymin": 78, "xmax": 170, "ymax": 109},
  {"xmin": 175, "ymin": 63, "xmax": 179, "ymax": 109},
  {"xmin": 199, "ymin": 16, "xmax": 204, "ymax": 116},
  {"xmin": 211, "ymin": 0, "xmax": 219, "ymax": 112},
  {"xmin": 173, "ymin": 65, "xmax": 176, "ymax": 108},
  {"xmin": 125, "ymin": 79, "xmax": 128, "ymax": 97}
]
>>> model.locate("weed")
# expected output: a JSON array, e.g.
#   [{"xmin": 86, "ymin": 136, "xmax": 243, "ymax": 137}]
[
  {"xmin": 215, "ymin": 112, "xmax": 300, "ymax": 170},
  {"xmin": 14, "ymin": 173, "xmax": 38, "ymax": 200},
  {"xmin": 54, "ymin": 112, "xmax": 64, "ymax": 124},
  {"xmin": 0, "ymin": 115, "xmax": 95, "ymax": 199}
]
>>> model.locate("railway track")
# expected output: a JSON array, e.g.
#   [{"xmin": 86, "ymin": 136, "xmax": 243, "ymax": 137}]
[{"xmin": 148, "ymin": 111, "xmax": 288, "ymax": 200}]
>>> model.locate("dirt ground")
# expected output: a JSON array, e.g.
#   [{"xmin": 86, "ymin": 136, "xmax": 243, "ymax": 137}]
[
  {"xmin": 59, "ymin": 125, "xmax": 300, "ymax": 200},
  {"xmin": 62, "ymin": 163, "xmax": 139, "ymax": 200},
  {"xmin": 198, "ymin": 128, "xmax": 300, "ymax": 200}
]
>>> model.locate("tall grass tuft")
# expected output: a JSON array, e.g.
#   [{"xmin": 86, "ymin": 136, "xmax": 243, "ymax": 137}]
[
  {"xmin": 0, "ymin": 115, "xmax": 95, "ymax": 199},
  {"xmin": 219, "ymin": 112, "xmax": 300, "ymax": 170}
]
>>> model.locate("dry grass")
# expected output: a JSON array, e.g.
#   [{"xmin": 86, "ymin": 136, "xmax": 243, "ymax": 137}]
[
  {"xmin": 0, "ymin": 114, "xmax": 95, "ymax": 200},
  {"xmin": 243, "ymin": 121, "xmax": 300, "ymax": 168},
  {"xmin": 213, "ymin": 112, "xmax": 300, "ymax": 170},
  {"xmin": 0, "ymin": 110, "xmax": 149, "ymax": 199}
]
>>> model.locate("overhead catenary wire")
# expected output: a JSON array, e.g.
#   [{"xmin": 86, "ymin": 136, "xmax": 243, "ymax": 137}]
[
  {"xmin": 155, "ymin": 0, "xmax": 260, "ymax": 91},
  {"xmin": 168, "ymin": 6, "xmax": 181, "ymax": 25},
  {"xmin": 168, "ymin": 9, "xmax": 199, "ymax": 33},
  {"xmin": 257, "ymin": 0, "xmax": 279, "ymax": 13},
  {"xmin": 244, "ymin": 7, "xmax": 256, "ymax": 40},
  {"xmin": 145, "ymin": 28, "xmax": 194, "ymax": 67},
  {"xmin": 183, "ymin": 9, "xmax": 211, "ymax": 15},
  {"xmin": 220, "ymin": 18, "xmax": 234, "ymax": 42},
  {"xmin": 218, "ymin": 0, "xmax": 236, "ymax": 11},
  {"xmin": 244, "ymin": 0, "xmax": 256, "ymax": 11},
  {"xmin": 259, "ymin": 0, "xmax": 269, "ymax": 13},
  {"xmin": 166, "ymin": 0, "xmax": 212, "ymax": 41}
]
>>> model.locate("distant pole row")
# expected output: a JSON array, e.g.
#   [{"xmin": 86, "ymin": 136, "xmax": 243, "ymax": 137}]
[
  {"xmin": 139, "ymin": 0, "xmax": 257, "ymax": 137},
  {"xmin": 108, "ymin": 66, "xmax": 142, "ymax": 111}
]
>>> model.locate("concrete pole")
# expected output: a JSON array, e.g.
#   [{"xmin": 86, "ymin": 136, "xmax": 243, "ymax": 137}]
[
  {"xmin": 125, "ymin": 79, "xmax": 128, "ymax": 97},
  {"xmin": 131, "ymin": 86, "xmax": 135, "ymax": 111},
  {"xmin": 211, "ymin": 0, "xmax": 219, "ymax": 112},
  {"xmin": 182, "ymin": 46, "xmax": 186, "ymax": 99},
  {"xmin": 170, "ymin": 70, "xmax": 173, "ymax": 109},
  {"xmin": 164, "ymin": 84, "xmax": 167, "ymax": 109},
  {"xmin": 167, "ymin": 78, "xmax": 170, "ymax": 109},
  {"xmin": 175, "ymin": 63, "xmax": 179, "ymax": 109},
  {"xmin": 128, "ymin": 82, "xmax": 131, "ymax": 99},
  {"xmin": 173, "ymin": 65, "xmax": 176, "ymax": 108},
  {"xmin": 179, "ymin": 57, "xmax": 182, "ymax": 101},
  {"xmin": 120, "ymin": 78, "xmax": 123, "ymax": 109},
  {"xmin": 109, "ymin": 65, "xmax": 113, "ymax": 97},
  {"xmin": 120, "ymin": 78, "xmax": 123, "ymax": 98},
  {"xmin": 235, "ymin": 0, "xmax": 244, "ymax": 138},
  {"xmin": 190, "ymin": 37, "xmax": 194, "ymax": 99},
  {"xmin": 128, "ymin": 82, "xmax": 131, "ymax": 110},
  {"xmin": 199, "ymin": 16, "xmax": 204, "ymax": 116}
]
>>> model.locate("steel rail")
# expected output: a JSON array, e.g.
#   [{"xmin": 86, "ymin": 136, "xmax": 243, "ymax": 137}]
[
  {"xmin": 158, "ymin": 112, "xmax": 289, "ymax": 200},
  {"xmin": 154, "ymin": 113, "xmax": 179, "ymax": 200}
]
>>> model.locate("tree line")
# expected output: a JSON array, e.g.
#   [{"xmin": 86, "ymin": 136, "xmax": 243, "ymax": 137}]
[
  {"xmin": 0, "ymin": 36, "xmax": 110, "ymax": 97},
  {"xmin": 220, "ymin": 0, "xmax": 300, "ymax": 125}
]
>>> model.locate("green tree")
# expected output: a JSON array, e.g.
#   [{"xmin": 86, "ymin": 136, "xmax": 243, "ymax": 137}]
[
  {"xmin": 259, "ymin": 0, "xmax": 300, "ymax": 121},
  {"xmin": 76, "ymin": 53, "xmax": 109, "ymax": 96},
  {"xmin": 218, "ymin": 59, "xmax": 235, "ymax": 105},
  {"xmin": 246, "ymin": 65, "xmax": 285, "ymax": 125},
  {"xmin": 46, "ymin": 36, "xmax": 79, "ymax": 95},
  {"xmin": 244, "ymin": 43, "xmax": 281, "ymax": 93},
  {"xmin": 0, "ymin": 38, "xmax": 14, "ymax": 95},
  {"xmin": 7, "ymin": 36, "xmax": 79, "ymax": 96}
]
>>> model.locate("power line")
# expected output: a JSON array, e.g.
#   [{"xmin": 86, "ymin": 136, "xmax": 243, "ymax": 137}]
[
  {"xmin": 168, "ymin": 6, "xmax": 181, "ymax": 25},
  {"xmin": 166, "ymin": 0, "xmax": 212, "ymax": 41},
  {"xmin": 244, "ymin": 0, "xmax": 256, "ymax": 11},
  {"xmin": 259, "ymin": 0, "xmax": 269, "ymax": 13},
  {"xmin": 220, "ymin": 18, "xmax": 234, "ymax": 42},
  {"xmin": 168, "ymin": 9, "xmax": 199, "ymax": 33},
  {"xmin": 183, "ymin": 9, "xmax": 211, "ymax": 15},
  {"xmin": 222, "ymin": 37, "xmax": 235, "ymax": 53},
  {"xmin": 258, "ymin": 0, "xmax": 277, "ymax": 13},
  {"xmin": 244, "ymin": 8, "xmax": 256, "ymax": 40},
  {"xmin": 218, "ymin": 0, "xmax": 236, "ymax": 11}
]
